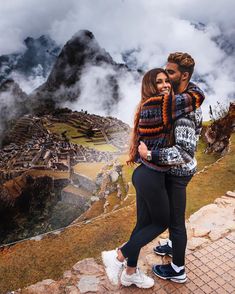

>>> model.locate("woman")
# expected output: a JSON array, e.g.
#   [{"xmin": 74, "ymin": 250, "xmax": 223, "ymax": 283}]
[{"xmin": 102, "ymin": 68, "xmax": 204, "ymax": 288}]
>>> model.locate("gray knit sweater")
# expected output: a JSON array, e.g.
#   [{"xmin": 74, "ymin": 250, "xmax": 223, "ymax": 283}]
[{"xmin": 151, "ymin": 107, "xmax": 203, "ymax": 176}]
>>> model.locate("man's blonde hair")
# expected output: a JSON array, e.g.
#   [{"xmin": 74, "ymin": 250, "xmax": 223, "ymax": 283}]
[{"xmin": 168, "ymin": 52, "xmax": 195, "ymax": 80}]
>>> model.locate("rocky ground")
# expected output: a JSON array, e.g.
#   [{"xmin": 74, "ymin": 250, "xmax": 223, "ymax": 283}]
[{"xmin": 9, "ymin": 190, "xmax": 235, "ymax": 294}]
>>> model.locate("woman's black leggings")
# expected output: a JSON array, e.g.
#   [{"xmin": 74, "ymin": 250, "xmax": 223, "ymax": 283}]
[
  {"xmin": 120, "ymin": 164, "xmax": 170, "ymax": 267},
  {"xmin": 120, "ymin": 164, "xmax": 192, "ymax": 267}
]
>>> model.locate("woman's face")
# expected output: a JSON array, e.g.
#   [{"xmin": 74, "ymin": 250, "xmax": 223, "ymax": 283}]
[{"xmin": 156, "ymin": 72, "xmax": 171, "ymax": 95}]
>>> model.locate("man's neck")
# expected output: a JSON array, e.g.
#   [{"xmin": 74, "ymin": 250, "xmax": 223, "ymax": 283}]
[{"xmin": 175, "ymin": 81, "xmax": 189, "ymax": 94}]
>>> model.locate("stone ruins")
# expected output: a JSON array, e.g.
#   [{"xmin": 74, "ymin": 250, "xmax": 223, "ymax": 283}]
[{"xmin": 0, "ymin": 111, "xmax": 131, "ymax": 185}]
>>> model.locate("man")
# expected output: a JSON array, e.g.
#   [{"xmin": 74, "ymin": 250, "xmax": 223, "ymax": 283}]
[
  {"xmin": 138, "ymin": 52, "xmax": 204, "ymax": 283},
  {"xmin": 153, "ymin": 52, "xmax": 202, "ymax": 282}
]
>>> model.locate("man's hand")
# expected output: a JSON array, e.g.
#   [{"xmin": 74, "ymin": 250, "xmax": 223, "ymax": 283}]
[{"xmin": 138, "ymin": 141, "xmax": 148, "ymax": 159}]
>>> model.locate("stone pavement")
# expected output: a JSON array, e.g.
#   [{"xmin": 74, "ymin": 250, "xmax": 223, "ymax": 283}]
[
  {"xmin": 116, "ymin": 232, "xmax": 235, "ymax": 294},
  {"xmin": 15, "ymin": 231, "xmax": 235, "ymax": 294}
]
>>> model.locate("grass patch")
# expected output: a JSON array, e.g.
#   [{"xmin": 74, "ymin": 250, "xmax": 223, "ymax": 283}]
[
  {"xmin": 79, "ymin": 198, "xmax": 106, "ymax": 221},
  {"xmin": 25, "ymin": 169, "xmax": 69, "ymax": 179},
  {"xmin": 195, "ymin": 137, "xmax": 220, "ymax": 171},
  {"xmin": 202, "ymin": 120, "xmax": 212, "ymax": 127},
  {"xmin": 0, "ymin": 207, "xmax": 136, "ymax": 293},
  {"xmin": 47, "ymin": 122, "xmax": 118, "ymax": 152},
  {"xmin": 73, "ymin": 162, "xmax": 106, "ymax": 180},
  {"xmin": 104, "ymin": 191, "xmax": 120, "ymax": 213}
]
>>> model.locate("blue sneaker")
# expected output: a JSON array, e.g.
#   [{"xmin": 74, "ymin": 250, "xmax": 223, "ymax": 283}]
[
  {"xmin": 153, "ymin": 243, "xmax": 173, "ymax": 257},
  {"xmin": 152, "ymin": 263, "xmax": 187, "ymax": 283}
]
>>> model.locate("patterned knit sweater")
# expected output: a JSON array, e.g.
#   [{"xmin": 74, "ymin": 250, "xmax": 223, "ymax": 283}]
[
  {"xmin": 136, "ymin": 82, "xmax": 205, "ymax": 172},
  {"xmin": 151, "ymin": 108, "xmax": 202, "ymax": 176}
]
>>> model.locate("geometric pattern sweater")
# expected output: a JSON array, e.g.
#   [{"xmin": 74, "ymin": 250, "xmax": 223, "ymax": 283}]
[
  {"xmin": 152, "ymin": 107, "xmax": 203, "ymax": 176},
  {"xmin": 137, "ymin": 82, "xmax": 205, "ymax": 172}
]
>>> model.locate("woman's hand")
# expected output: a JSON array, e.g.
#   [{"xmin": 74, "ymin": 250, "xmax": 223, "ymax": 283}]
[{"xmin": 138, "ymin": 141, "xmax": 148, "ymax": 159}]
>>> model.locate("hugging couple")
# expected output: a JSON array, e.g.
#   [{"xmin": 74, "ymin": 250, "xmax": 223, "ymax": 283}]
[{"xmin": 102, "ymin": 52, "xmax": 205, "ymax": 288}]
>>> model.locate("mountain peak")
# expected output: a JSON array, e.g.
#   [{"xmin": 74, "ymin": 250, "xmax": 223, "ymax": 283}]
[
  {"xmin": 34, "ymin": 29, "xmax": 117, "ymax": 99},
  {"xmin": 23, "ymin": 35, "xmax": 58, "ymax": 50},
  {"xmin": 70, "ymin": 30, "xmax": 95, "ymax": 42},
  {"xmin": 0, "ymin": 35, "xmax": 61, "ymax": 83}
]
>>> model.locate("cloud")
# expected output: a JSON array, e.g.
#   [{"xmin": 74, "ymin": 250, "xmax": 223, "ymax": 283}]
[
  {"xmin": 9, "ymin": 65, "xmax": 46, "ymax": 94},
  {"xmin": 0, "ymin": 81, "xmax": 29, "ymax": 143},
  {"xmin": 62, "ymin": 64, "xmax": 120, "ymax": 115},
  {"xmin": 0, "ymin": 0, "xmax": 76, "ymax": 54},
  {"xmin": 0, "ymin": 0, "xmax": 235, "ymax": 124},
  {"xmin": 62, "ymin": 64, "xmax": 141, "ymax": 124}
]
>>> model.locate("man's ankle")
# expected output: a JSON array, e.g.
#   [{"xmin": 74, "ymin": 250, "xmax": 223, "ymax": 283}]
[
  {"xmin": 171, "ymin": 262, "xmax": 185, "ymax": 273},
  {"xmin": 167, "ymin": 239, "xmax": 172, "ymax": 248}
]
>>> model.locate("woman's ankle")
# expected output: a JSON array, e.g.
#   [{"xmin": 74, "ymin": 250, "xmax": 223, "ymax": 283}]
[
  {"xmin": 117, "ymin": 248, "xmax": 125, "ymax": 262},
  {"xmin": 126, "ymin": 266, "xmax": 136, "ymax": 275}
]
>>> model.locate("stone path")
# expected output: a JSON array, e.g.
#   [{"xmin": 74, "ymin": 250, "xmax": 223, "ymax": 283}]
[
  {"xmin": 116, "ymin": 232, "xmax": 235, "ymax": 294},
  {"xmin": 14, "ymin": 231, "xmax": 235, "ymax": 294}
]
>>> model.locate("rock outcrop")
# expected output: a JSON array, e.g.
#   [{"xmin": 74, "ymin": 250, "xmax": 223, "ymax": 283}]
[
  {"xmin": 205, "ymin": 102, "xmax": 235, "ymax": 154},
  {"xmin": 186, "ymin": 190, "xmax": 235, "ymax": 250}
]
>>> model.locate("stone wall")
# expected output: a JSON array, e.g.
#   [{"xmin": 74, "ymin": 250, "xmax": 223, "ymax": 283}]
[
  {"xmin": 72, "ymin": 173, "xmax": 97, "ymax": 193},
  {"xmin": 61, "ymin": 190, "xmax": 89, "ymax": 208}
]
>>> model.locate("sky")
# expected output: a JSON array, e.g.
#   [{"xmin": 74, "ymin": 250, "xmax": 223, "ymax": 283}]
[{"xmin": 0, "ymin": 0, "xmax": 235, "ymax": 124}]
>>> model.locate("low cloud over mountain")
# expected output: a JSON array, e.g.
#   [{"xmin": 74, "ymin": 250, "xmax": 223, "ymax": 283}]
[
  {"xmin": 0, "ymin": 35, "xmax": 60, "ymax": 93},
  {"xmin": 0, "ymin": 0, "xmax": 234, "ymax": 124}
]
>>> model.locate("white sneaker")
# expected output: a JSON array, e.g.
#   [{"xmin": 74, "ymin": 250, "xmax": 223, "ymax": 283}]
[
  {"xmin": 121, "ymin": 268, "xmax": 155, "ymax": 288},
  {"xmin": 102, "ymin": 249, "xmax": 125, "ymax": 285}
]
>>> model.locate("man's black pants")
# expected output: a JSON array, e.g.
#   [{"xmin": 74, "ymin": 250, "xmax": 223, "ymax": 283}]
[{"xmin": 166, "ymin": 173, "xmax": 192, "ymax": 266}]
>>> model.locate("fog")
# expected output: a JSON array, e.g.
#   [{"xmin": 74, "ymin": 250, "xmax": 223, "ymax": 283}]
[{"xmin": 1, "ymin": 0, "xmax": 234, "ymax": 124}]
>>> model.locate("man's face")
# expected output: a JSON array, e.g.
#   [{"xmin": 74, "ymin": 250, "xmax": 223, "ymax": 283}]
[{"xmin": 165, "ymin": 62, "xmax": 183, "ymax": 92}]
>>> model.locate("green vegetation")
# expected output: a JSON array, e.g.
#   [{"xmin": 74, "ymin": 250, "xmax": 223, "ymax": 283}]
[
  {"xmin": 202, "ymin": 120, "xmax": 212, "ymax": 127},
  {"xmin": 47, "ymin": 122, "xmax": 118, "ymax": 152}
]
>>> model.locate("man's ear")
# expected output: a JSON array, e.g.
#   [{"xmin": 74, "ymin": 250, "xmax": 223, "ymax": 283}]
[{"xmin": 182, "ymin": 72, "xmax": 189, "ymax": 81}]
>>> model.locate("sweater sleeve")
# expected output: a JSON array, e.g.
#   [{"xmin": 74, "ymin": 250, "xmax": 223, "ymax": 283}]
[
  {"xmin": 151, "ymin": 117, "xmax": 197, "ymax": 166},
  {"xmin": 169, "ymin": 83, "xmax": 205, "ymax": 122}
]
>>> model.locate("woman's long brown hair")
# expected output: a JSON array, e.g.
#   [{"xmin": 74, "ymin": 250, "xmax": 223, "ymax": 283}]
[{"xmin": 127, "ymin": 68, "xmax": 171, "ymax": 165}]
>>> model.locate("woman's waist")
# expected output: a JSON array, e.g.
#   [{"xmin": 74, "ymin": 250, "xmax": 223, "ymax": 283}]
[{"xmin": 140, "ymin": 158, "xmax": 170, "ymax": 172}]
